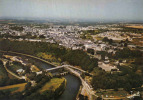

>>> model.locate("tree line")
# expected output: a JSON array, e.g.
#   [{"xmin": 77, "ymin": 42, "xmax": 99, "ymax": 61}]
[
  {"xmin": 0, "ymin": 39, "xmax": 98, "ymax": 72},
  {"xmin": 91, "ymin": 66, "xmax": 143, "ymax": 91}
]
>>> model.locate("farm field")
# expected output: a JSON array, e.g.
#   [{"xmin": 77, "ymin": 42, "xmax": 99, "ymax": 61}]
[
  {"xmin": 126, "ymin": 25, "xmax": 143, "ymax": 29},
  {"xmin": 0, "ymin": 83, "xmax": 27, "ymax": 93},
  {"xmin": 40, "ymin": 78, "xmax": 65, "ymax": 93}
]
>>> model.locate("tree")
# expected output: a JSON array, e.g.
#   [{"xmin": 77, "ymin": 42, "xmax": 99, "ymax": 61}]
[
  {"xmin": 87, "ymin": 48, "xmax": 94, "ymax": 55},
  {"xmin": 28, "ymin": 72, "xmax": 36, "ymax": 80},
  {"xmin": 39, "ymin": 35, "xmax": 45, "ymax": 38},
  {"xmin": 124, "ymin": 43, "xmax": 127, "ymax": 47},
  {"xmin": 81, "ymin": 73, "xmax": 85, "ymax": 79},
  {"xmin": 25, "ymin": 82, "xmax": 31, "ymax": 90},
  {"xmin": 102, "ymin": 37, "xmax": 108, "ymax": 42},
  {"xmin": 25, "ymin": 66, "xmax": 31, "ymax": 73}
]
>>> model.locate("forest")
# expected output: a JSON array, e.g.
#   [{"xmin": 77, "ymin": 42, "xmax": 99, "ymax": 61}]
[
  {"xmin": 0, "ymin": 39, "xmax": 98, "ymax": 72},
  {"xmin": 0, "ymin": 39, "xmax": 142, "ymax": 92}
]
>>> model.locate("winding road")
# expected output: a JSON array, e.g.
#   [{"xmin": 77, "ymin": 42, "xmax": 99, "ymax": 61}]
[
  {"xmin": 0, "ymin": 58, "xmax": 22, "ymax": 79},
  {"xmin": 0, "ymin": 50, "xmax": 96, "ymax": 100}
]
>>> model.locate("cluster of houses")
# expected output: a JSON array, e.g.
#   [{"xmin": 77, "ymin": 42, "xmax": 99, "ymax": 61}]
[{"xmin": 96, "ymin": 31, "xmax": 131, "ymax": 41}]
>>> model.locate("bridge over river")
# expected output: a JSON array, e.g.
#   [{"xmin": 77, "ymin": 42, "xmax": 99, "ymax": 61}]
[
  {"xmin": 0, "ymin": 50, "xmax": 96, "ymax": 99},
  {"xmin": 43, "ymin": 65, "xmax": 97, "ymax": 100}
]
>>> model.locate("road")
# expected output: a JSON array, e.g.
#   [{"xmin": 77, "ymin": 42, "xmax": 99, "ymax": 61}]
[
  {"xmin": 0, "ymin": 58, "xmax": 22, "ymax": 79},
  {"xmin": 0, "ymin": 50, "xmax": 95, "ymax": 99},
  {"xmin": 0, "ymin": 50, "xmax": 56, "ymax": 67},
  {"xmin": 45, "ymin": 66, "xmax": 64, "ymax": 71},
  {"xmin": 0, "ymin": 50, "xmax": 92, "ymax": 75}
]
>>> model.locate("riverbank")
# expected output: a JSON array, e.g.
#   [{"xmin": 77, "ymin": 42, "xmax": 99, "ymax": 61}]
[
  {"xmin": 0, "ymin": 50, "xmax": 81, "ymax": 100},
  {"xmin": 0, "ymin": 50, "xmax": 57, "ymax": 67},
  {"xmin": 0, "ymin": 83, "xmax": 27, "ymax": 94},
  {"xmin": 40, "ymin": 77, "xmax": 67, "ymax": 99}
]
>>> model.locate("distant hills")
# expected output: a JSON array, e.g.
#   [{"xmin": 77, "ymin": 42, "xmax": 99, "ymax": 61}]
[{"xmin": 0, "ymin": 17, "xmax": 143, "ymax": 25}]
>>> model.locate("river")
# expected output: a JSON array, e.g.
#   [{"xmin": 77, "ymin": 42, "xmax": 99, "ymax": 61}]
[
  {"xmin": 29, "ymin": 58, "xmax": 81, "ymax": 100},
  {"xmin": 3, "ymin": 52, "xmax": 81, "ymax": 100}
]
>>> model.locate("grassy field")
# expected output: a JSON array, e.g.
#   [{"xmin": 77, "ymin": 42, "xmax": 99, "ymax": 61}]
[
  {"xmin": 37, "ymin": 52, "xmax": 56, "ymax": 61},
  {"xmin": 40, "ymin": 78, "xmax": 65, "ymax": 93},
  {"xmin": 132, "ymin": 38, "xmax": 143, "ymax": 46},
  {"xmin": 37, "ymin": 52, "xmax": 61, "ymax": 62},
  {"xmin": 7, "ymin": 73, "xmax": 17, "ymax": 79},
  {"xmin": 0, "ymin": 83, "xmax": 26, "ymax": 94},
  {"xmin": 93, "ymin": 36, "xmax": 103, "ymax": 41},
  {"xmin": 31, "ymin": 65, "xmax": 40, "ymax": 72},
  {"xmin": 0, "ymin": 66, "xmax": 6, "ymax": 79},
  {"xmin": 36, "ymin": 52, "xmax": 61, "ymax": 66},
  {"xmin": 10, "ymin": 63, "xmax": 23, "ymax": 71},
  {"xmin": 0, "ymin": 63, "xmax": 8, "ymax": 79}
]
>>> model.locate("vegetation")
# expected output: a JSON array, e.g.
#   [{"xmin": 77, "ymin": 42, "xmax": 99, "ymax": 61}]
[
  {"xmin": 80, "ymin": 29, "xmax": 108, "ymax": 41},
  {"xmin": 10, "ymin": 26, "xmax": 24, "ymax": 31},
  {"xmin": 91, "ymin": 65, "xmax": 143, "ymax": 91},
  {"xmin": 23, "ymin": 73, "xmax": 66, "ymax": 100},
  {"xmin": 102, "ymin": 37, "xmax": 113, "ymax": 44},
  {"xmin": 121, "ymin": 26, "xmax": 143, "ymax": 33},
  {"xmin": 114, "ymin": 47, "xmax": 142, "ymax": 59},
  {"xmin": 0, "ymin": 39, "xmax": 98, "ymax": 72},
  {"xmin": 7, "ymin": 61, "xmax": 25, "ymax": 75},
  {"xmin": 0, "ymin": 60, "xmax": 26, "ymax": 87},
  {"xmin": 80, "ymin": 33, "xmax": 94, "ymax": 41},
  {"xmin": 40, "ymin": 78, "xmax": 66, "ymax": 99},
  {"xmin": 0, "ymin": 60, "xmax": 8, "ymax": 79},
  {"xmin": 37, "ymin": 52, "xmax": 61, "ymax": 63},
  {"xmin": 82, "ymin": 29, "xmax": 108, "ymax": 35},
  {"xmin": 92, "ymin": 46, "xmax": 143, "ymax": 91},
  {"xmin": 0, "ymin": 78, "xmax": 25, "ymax": 87},
  {"xmin": 0, "ymin": 83, "xmax": 26, "ymax": 94},
  {"xmin": 0, "ymin": 38, "xmax": 142, "ymax": 98},
  {"xmin": 0, "ymin": 72, "xmax": 56, "ymax": 100},
  {"xmin": 87, "ymin": 48, "xmax": 94, "ymax": 55},
  {"xmin": 40, "ymin": 78, "xmax": 65, "ymax": 92}
]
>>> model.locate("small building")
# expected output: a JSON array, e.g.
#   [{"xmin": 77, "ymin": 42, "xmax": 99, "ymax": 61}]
[
  {"xmin": 104, "ymin": 60, "xmax": 110, "ymax": 64},
  {"xmin": 17, "ymin": 69, "xmax": 25, "ymax": 74},
  {"xmin": 128, "ymin": 45, "xmax": 136, "ymax": 49}
]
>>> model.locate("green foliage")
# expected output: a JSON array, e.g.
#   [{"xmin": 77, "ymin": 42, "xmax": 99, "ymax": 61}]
[
  {"xmin": 62, "ymin": 50, "xmax": 98, "ymax": 71},
  {"xmin": 0, "ymin": 60, "xmax": 8, "ymax": 79},
  {"xmin": 7, "ymin": 61, "xmax": 25, "ymax": 75},
  {"xmin": 10, "ymin": 26, "xmax": 24, "ymax": 31},
  {"xmin": 80, "ymin": 29, "xmax": 108, "ymax": 41},
  {"xmin": 24, "ymin": 76, "xmax": 65, "ymax": 100},
  {"xmin": 115, "ymin": 48, "xmax": 142, "ymax": 59},
  {"xmin": 0, "ymin": 39, "xmax": 98, "ymax": 72},
  {"xmin": 0, "ymin": 87, "xmax": 19, "ymax": 92},
  {"xmin": 0, "ymin": 60, "xmax": 26, "ymax": 87},
  {"xmin": 102, "ymin": 37, "xmax": 113, "ymax": 44},
  {"xmin": 0, "ymin": 90, "xmax": 11, "ymax": 100},
  {"xmin": 82, "ymin": 29, "xmax": 108, "ymax": 35},
  {"xmin": 39, "ymin": 35, "xmax": 45, "ymax": 39},
  {"xmin": 91, "ymin": 66, "xmax": 143, "ymax": 91},
  {"xmin": 24, "ymin": 76, "xmax": 51, "ymax": 99},
  {"xmin": 27, "ymin": 72, "xmax": 36, "ymax": 80},
  {"xmin": 0, "ymin": 78, "xmax": 25, "ymax": 87},
  {"xmin": 121, "ymin": 27, "xmax": 143, "ymax": 33},
  {"xmin": 87, "ymin": 48, "xmax": 94, "ymax": 55},
  {"xmin": 25, "ymin": 82, "xmax": 31, "ymax": 90},
  {"xmin": 79, "ymin": 94, "xmax": 88, "ymax": 100}
]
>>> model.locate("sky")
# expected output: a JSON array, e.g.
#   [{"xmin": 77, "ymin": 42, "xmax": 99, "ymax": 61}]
[{"xmin": 0, "ymin": 0, "xmax": 143, "ymax": 22}]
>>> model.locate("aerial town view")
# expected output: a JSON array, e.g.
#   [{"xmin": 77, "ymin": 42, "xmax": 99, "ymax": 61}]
[{"xmin": 0, "ymin": 0, "xmax": 143, "ymax": 100}]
